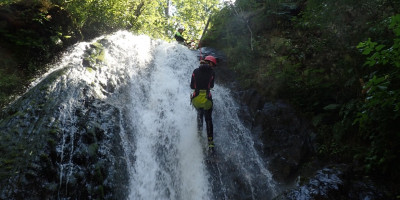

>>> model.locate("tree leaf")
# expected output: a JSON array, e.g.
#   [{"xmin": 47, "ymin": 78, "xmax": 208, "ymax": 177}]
[{"xmin": 323, "ymin": 104, "xmax": 341, "ymax": 110}]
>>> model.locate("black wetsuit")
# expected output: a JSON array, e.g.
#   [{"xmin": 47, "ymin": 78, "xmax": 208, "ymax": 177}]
[{"xmin": 190, "ymin": 64, "xmax": 215, "ymax": 140}]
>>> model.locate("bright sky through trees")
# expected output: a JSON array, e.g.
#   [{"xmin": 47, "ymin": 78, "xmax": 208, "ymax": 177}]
[{"xmin": 133, "ymin": 0, "xmax": 230, "ymax": 42}]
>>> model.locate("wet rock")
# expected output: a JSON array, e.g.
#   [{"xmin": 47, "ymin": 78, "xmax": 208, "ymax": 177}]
[
  {"xmin": 274, "ymin": 164, "xmax": 386, "ymax": 200},
  {"xmin": 249, "ymin": 100, "xmax": 315, "ymax": 184},
  {"xmin": 239, "ymin": 89, "xmax": 265, "ymax": 116},
  {"xmin": 0, "ymin": 66, "xmax": 129, "ymax": 199},
  {"xmin": 72, "ymin": 146, "xmax": 89, "ymax": 166},
  {"xmin": 82, "ymin": 41, "xmax": 105, "ymax": 69}
]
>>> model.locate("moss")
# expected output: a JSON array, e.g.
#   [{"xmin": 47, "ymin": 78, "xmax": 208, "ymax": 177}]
[
  {"xmin": 86, "ymin": 67, "xmax": 94, "ymax": 73},
  {"xmin": 49, "ymin": 128, "xmax": 59, "ymax": 135},
  {"xmin": 0, "ymin": 157, "xmax": 16, "ymax": 180},
  {"xmin": 94, "ymin": 164, "xmax": 105, "ymax": 198},
  {"xmin": 88, "ymin": 143, "xmax": 99, "ymax": 157},
  {"xmin": 96, "ymin": 185, "xmax": 105, "ymax": 199},
  {"xmin": 82, "ymin": 41, "xmax": 105, "ymax": 69},
  {"xmin": 44, "ymin": 182, "xmax": 58, "ymax": 192},
  {"xmin": 47, "ymin": 139, "xmax": 56, "ymax": 149},
  {"xmin": 39, "ymin": 85, "xmax": 50, "ymax": 91},
  {"xmin": 94, "ymin": 165, "xmax": 104, "ymax": 184},
  {"xmin": 96, "ymin": 48, "xmax": 105, "ymax": 63},
  {"xmin": 11, "ymin": 128, "xmax": 22, "ymax": 135},
  {"xmin": 91, "ymin": 42, "xmax": 103, "ymax": 49},
  {"xmin": 12, "ymin": 111, "xmax": 24, "ymax": 118},
  {"xmin": 39, "ymin": 153, "xmax": 50, "ymax": 162},
  {"xmin": 2, "ymin": 159, "xmax": 14, "ymax": 165}
]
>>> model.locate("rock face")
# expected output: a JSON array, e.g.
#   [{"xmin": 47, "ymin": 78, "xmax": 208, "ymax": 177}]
[
  {"xmin": 256, "ymin": 101, "xmax": 314, "ymax": 184},
  {"xmin": 233, "ymin": 88, "xmax": 388, "ymax": 199},
  {"xmin": 274, "ymin": 164, "xmax": 387, "ymax": 200},
  {"xmin": 0, "ymin": 42, "xmax": 130, "ymax": 200},
  {"xmin": 238, "ymin": 89, "xmax": 315, "ymax": 184}
]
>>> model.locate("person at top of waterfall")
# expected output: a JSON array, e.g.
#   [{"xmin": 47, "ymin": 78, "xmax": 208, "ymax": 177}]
[
  {"xmin": 190, "ymin": 55, "xmax": 217, "ymax": 152},
  {"xmin": 174, "ymin": 27, "xmax": 187, "ymax": 44}
]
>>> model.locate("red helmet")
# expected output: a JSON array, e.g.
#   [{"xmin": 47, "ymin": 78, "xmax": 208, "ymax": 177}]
[{"xmin": 204, "ymin": 56, "xmax": 217, "ymax": 65}]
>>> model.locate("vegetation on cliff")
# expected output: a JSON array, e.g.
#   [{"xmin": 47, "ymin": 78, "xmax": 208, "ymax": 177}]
[{"xmin": 202, "ymin": 0, "xmax": 400, "ymax": 195}]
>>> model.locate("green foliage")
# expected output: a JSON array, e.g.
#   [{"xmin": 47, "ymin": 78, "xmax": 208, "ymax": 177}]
[
  {"xmin": 0, "ymin": 70, "xmax": 20, "ymax": 93},
  {"xmin": 0, "ymin": 69, "xmax": 22, "ymax": 108},
  {"xmin": 57, "ymin": 0, "xmax": 137, "ymax": 36},
  {"xmin": 234, "ymin": 0, "xmax": 261, "ymax": 11},
  {"xmin": 51, "ymin": 0, "xmax": 217, "ymax": 41},
  {"xmin": 355, "ymin": 14, "xmax": 400, "ymax": 178},
  {"xmin": 357, "ymin": 16, "xmax": 400, "ymax": 68},
  {"xmin": 46, "ymin": 0, "xmax": 223, "ymax": 42},
  {"xmin": 132, "ymin": 0, "xmax": 220, "ymax": 42},
  {"xmin": 50, "ymin": 0, "xmax": 221, "ymax": 42},
  {"xmin": 203, "ymin": 2, "xmax": 258, "ymax": 83},
  {"xmin": 0, "ymin": 0, "xmax": 14, "ymax": 6}
]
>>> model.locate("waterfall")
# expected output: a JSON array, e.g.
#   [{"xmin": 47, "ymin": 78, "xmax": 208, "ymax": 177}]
[
  {"xmin": 123, "ymin": 34, "xmax": 210, "ymax": 199},
  {"xmin": 0, "ymin": 31, "xmax": 277, "ymax": 200},
  {"xmin": 117, "ymin": 31, "xmax": 278, "ymax": 199}
]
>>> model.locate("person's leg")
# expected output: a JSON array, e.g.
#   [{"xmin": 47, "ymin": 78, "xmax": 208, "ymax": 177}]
[
  {"xmin": 204, "ymin": 108, "xmax": 214, "ymax": 149},
  {"xmin": 197, "ymin": 108, "xmax": 204, "ymax": 132}
]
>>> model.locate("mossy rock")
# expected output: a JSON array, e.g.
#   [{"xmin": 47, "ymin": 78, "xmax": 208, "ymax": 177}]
[
  {"xmin": 88, "ymin": 143, "xmax": 99, "ymax": 157},
  {"xmin": 82, "ymin": 41, "xmax": 106, "ymax": 68}
]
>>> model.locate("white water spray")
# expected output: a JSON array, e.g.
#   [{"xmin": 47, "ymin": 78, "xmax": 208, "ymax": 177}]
[{"xmin": 124, "ymin": 38, "xmax": 211, "ymax": 199}]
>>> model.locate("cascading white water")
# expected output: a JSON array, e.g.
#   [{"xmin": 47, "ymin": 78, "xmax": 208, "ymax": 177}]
[
  {"xmin": 105, "ymin": 31, "xmax": 278, "ymax": 199},
  {"xmin": 211, "ymin": 85, "xmax": 278, "ymax": 198},
  {"xmin": 1, "ymin": 30, "xmax": 277, "ymax": 199},
  {"xmin": 125, "ymin": 39, "xmax": 211, "ymax": 200}
]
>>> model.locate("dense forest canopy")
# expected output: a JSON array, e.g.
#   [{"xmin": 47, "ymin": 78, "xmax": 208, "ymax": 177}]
[
  {"xmin": 1, "ymin": 0, "xmax": 399, "ymax": 198},
  {"xmin": 1, "ymin": 0, "xmax": 223, "ymax": 40},
  {"xmin": 0, "ymin": 0, "xmax": 224, "ymax": 107}
]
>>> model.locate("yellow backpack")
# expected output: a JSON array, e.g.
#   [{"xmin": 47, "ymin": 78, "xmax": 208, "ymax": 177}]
[{"xmin": 191, "ymin": 90, "xmax": 213, "ymax": 110}]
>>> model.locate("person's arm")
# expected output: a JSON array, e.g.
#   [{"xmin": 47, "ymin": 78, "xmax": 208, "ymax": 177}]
[
  {"xmin": 209, "ymin": 71, "xmax": 215, "ymax": 89},
  {"xmin": 190, "ymin": 71, "xmax": 196, "ymax": 89}
]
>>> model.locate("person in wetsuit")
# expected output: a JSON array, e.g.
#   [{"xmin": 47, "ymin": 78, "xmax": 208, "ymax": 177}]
[
  {"xmin": 190, "ymin": 55, "xmax": 217, "ymax": 151},
  {"xmin": 174, "ymin": 27, "xmax": 186, "ymax": 44}
]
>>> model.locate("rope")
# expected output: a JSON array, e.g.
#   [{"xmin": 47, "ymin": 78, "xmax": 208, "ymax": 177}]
[{"xmin": 199, "ymin": 41, "xmax": 203, "ymax": 60}]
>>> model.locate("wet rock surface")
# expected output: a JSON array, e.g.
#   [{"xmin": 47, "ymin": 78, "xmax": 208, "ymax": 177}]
[
  {"xmin": 274, "ymin": 164, "xmax": 387, "ymax": 200},
  {"xmin": 0, "ymin": 43, "xmax": 130, "ymax": 200},
  {"xmin": 232, "ymin": 88, "xmax": 389, "ymax": 199}
]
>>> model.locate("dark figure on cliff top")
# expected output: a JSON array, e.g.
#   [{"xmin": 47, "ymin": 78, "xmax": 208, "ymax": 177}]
[{"xmin": 174, "ymin": 27, "xmax": 186, "ymax": 44}]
